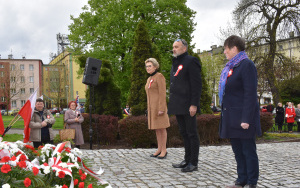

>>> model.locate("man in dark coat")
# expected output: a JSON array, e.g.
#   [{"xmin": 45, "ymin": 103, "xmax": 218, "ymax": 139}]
[
  {"xmin": 266, "ymin": 102, "xmax": 274, "ymax": 113},
  {"xmin": 219, "ymin": 36, "xmax": 262, "ymax": 188},
  {"xmin": 169, "ymin": 39, "xmax": 202, "ymax": 172}
]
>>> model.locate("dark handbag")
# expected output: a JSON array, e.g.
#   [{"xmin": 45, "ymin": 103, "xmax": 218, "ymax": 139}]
[{"xmin": 59, "ymin": 123, "xmax": 75, "ymax": 141}]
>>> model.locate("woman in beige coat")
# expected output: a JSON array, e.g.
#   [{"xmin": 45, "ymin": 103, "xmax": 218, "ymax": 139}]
[
  {"xmin": 64, "ymin": 101, "xmax": 84, "ymax": 148},
  {"xmin": 145, "ymin": 58, "xmax": 170, "ymax": 159}
]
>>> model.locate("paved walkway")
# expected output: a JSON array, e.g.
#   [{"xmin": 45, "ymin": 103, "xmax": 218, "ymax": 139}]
[{"xmin": 81, "ymin": 142, "xmax": 300, "ymax": 188}]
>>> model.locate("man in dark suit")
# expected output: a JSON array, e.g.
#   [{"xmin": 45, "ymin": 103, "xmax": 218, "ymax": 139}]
[
  {"xmin": 219, "ymin": 35, "xmax": 262, "ymax": 188},
  {"xmin": 168, "ymin": 39, "xmax": 202, "ymax": 172}
]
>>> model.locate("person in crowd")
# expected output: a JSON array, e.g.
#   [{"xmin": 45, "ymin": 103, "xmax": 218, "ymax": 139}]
[
  {"xmin": 210, "ymin": 102, "xmax": 217, "ymax": 113},
  {"xmin": 29, "ymin": 98, "xmax": 56, "ymax": 148},
  {"xmin": 275, "ymin": 103, "xmax": 285, "ymax": 133},
  {"xmin": 123, "ymin": 104, "xmax": 130, "ymax": 115},
  {"xmin": 168, "ymin": 39, "xmax": 202, "ymax": 172},
  {"xmin": 285, "ymin": 102, "xmax": 296, "ymax": 133},
  {"xmin": 79, "ymin": 104, "xmax": 85, "ymax": 113},
  {"xmin": 145, "ymin": 58, "xmax": 170, "ymax": 159},
  {"xmin": 266, "ymin": 102, "xmax": 274, "ymax": 113},
  {"xmin": 64, "ymin": 101, "xmax": 84, "ymax": 148},
  {"xmin": 219, "ymin": 35, "xmax": 261, "ymax": 188},
  {"xmin": 296, "ymin": 104, "xmax": 300, "ymax": 132}
]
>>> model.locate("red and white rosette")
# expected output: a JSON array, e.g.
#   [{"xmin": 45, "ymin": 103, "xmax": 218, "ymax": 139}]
[
  {"xmin": 174, "ymin": 65, "xmax": 183, "ymax": 76},
  {"xmin": 148, "ymin": 79, "xmax": 154, "ymax": 88},
  {"xmin": 227, "ymin": 69, "xmax": 233, "ymax": 77}
]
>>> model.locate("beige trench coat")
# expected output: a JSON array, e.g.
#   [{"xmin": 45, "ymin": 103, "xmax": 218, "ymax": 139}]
[
  {"xmin": 145, "ymin": 72, "xmax": 170, "ymax": 130},
  {"xmin": 64, "ymin": 109, "xmax": 84, "ymax": 145}
]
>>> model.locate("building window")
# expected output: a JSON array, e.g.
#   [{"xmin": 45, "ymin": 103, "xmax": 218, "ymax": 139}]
[
  {"xmin": 10, "ymin": 77, "xmax": 16, "ymax": 82},
  {"xmin": 11, "ymin": 88, "xmax": 16, "ymax": 94},
  {"xmin": 0, "ymin": 65, "xmax": 4, "ymax": 68},
  {"xmin": 29, "ymin": 64, "xmax": 34, "ymax": 71},
  {"xmin": 21, "ymin": 76, "xmax": 25, "ymax": 83},
  {"xmin": 20, "ymin": 64, "xmax": 24, "ymax": 70},
  {"xmin": 30, "ymin": 88, "xmax": 34, "ymax": 94},
  {"xmin": 29, "ymin": 76, "xmax": 34, "ymax": 83},
  {"xmin": 0, "ymin": 72, "xmax": 4, "ymax": 77},
  {"xmin": 20, "ymin": 88, "xmax": 25, "ymax": 94},
  {"xmin": 11, "ymin": 100, "xmax": 16, "ymax": 107},
  {"xmin": 1, "ymin": 97, "xmax": 5, "ymax": 102},
  {"xmin": 1, "ymin": 83, "xmax": 5, "ymax": 88},
  {"xmin": 10, "ymin": 64, "xmax": 15, "ymax": 71},
  {"xmin": 21, "ymin": 100, "xmax": 26, "ymax": 107}
]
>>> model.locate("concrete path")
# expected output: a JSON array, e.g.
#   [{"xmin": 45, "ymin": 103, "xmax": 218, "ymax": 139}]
[
  {"xmin": 81, "ymin": 142, "xmax": 300, "ymax": 188},
  {"xmin": 6, "ymin": 129, "xmax": 300, "ymax": 187}
]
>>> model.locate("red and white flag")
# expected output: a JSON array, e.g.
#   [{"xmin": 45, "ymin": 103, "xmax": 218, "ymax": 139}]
[
  {"xmin": 18, "ymin": 89, "xmax": 38, "ymax": 143},
  {"xmin": 0, "ymin": 112, "xmax": 4, "ymax": 135}
]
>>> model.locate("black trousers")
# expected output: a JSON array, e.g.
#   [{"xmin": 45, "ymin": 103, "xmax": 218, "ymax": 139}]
[
  {"xmin": 176, "ymin": 114, "xmax": 200, "ymax": 166},
  {"xmin": 288, "ymin": 123, "xmax": 294, "ymax": 132},
  {"xmin": 298, "ymin": 122, "xmax": 300, "ymax": 132},
  {"xmin": 33, "ymin": 140, "xmax": 53, "ymax": 149},
  {"xmin": 277, "ymin": 122, "xmax": 283, "ymax": 131},
  {"xmin": 230, "ymin": 138, "xmax": 259, "ymax": 185}
]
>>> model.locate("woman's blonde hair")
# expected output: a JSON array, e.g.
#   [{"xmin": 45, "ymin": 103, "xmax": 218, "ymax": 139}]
[{"xmin": 145, "ymin": 58, "xmax": 159, "ymax": 69}]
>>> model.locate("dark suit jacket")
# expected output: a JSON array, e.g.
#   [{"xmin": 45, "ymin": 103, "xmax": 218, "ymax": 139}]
[
  {"xmin": 219, "ymin": 59, "xmax": 262, "ymax": 139},
  {"xmin": 168, "ymin": 52, "xmax": 202, "ymax": 115}
]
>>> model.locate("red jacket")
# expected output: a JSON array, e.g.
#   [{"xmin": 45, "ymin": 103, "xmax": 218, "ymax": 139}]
[{"xmin": 285, "ymin": 107, "xmax": 296, "ymax": 123}]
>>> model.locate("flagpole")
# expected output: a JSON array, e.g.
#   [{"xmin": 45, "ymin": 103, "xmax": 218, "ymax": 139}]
[{"xmin": 2, "ymin": 115, "xmax": 21, "ymax": 137}]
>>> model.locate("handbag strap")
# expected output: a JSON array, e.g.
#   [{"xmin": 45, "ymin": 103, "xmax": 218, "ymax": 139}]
[{"xmin": 64, "ymin": 122, "xmax": 67, "ymax": 129}]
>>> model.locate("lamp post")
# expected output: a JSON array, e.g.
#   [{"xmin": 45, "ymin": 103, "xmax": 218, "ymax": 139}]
[{"xmin": 65, "ymin": 85, "xmax": 69, "ymax": 105}]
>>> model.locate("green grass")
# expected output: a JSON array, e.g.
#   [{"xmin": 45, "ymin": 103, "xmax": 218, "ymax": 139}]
[
  {"xmin": 2, "ymin": 134, "xmax": 23, "ymax": 142},
  {"xmin": 2, "ymin": 114, "xmax": 64, "ymax": 129},
  {"xmin": 263, "ymin": 132, "xmax": 300, "ymax": 140}
]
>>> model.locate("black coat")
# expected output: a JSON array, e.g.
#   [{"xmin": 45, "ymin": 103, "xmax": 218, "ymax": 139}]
[
  {"xmin": 219, "ymin": 59, "xmax": 262, "ymax": 139},
  {"xmin": 168, "ymin": 52, "xmax": 202, "ymax": 115},
  {"xmin": 275, "ymin": 106, "xmax": 284, "ymax": 124}
]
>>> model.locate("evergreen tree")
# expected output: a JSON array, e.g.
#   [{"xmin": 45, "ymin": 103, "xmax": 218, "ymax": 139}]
[
  {"xmin": 84, "ymin": 59, "xmax": 122, "ymax": 118},
  {"xmin": 128, "ymin": 20, "xmax": 159, "ymax": 116}
]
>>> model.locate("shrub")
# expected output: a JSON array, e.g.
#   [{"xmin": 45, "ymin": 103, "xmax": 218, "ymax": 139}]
[
  {"xmin": 119, "ymin": 115, "xmax": 156, "ymax": 148},
  {"xmin": 260, "ymin": 112, "xmax": 274, "ymax": 133},
  {"xmin": 118, "ymin": 113, "xmax": 274, "ymax": 148},
  {"xmin": 81, "ymin": 114, "xmax": 119, "ymax": 144}
]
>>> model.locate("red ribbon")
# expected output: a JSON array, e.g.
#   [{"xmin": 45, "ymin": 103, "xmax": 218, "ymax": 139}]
[
  {"xmin": 148, "ymin": 79, "xmax": 153, "ymax": 88},
  {"xmin": 174, "ymin": 65, "xmax": 183, "ymax": 76}
]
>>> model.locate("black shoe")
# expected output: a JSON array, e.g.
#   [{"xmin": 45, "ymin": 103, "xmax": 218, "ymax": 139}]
[
  {"xmin": 181, "ymin": 163, "xmax": 198, "ymax": 172},
  {"xmin": 157, "ymin": 152, "xmax": 167, "ymax": 159},
  {"xmin": 150, "ymin": 152, "xmax": 161, "ymax": 157},
  {"xmin": 235, "ymin": 181, "xmax": 246, "ymax": 187},
  {"xmin": 172, "ymin": 160, "xmax": 188, "ymax": 168},
  {"xmin": 244, "ymin": 184, "xmax": 257, "ymax": 188}
]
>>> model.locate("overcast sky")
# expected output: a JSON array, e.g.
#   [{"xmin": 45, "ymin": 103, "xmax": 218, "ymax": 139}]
[{"xmin": 0, "ymin": 0, "xmax": 239, "ymax": 64}]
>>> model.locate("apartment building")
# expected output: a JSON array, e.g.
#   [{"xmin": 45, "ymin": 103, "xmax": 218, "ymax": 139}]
[
  {"xmin": 0, "ymin": 55, "xmax": 42, "ymax": 110},
  {"xmin": 47, "ymin": 51, "xmax": 87, "ymax": 108}
]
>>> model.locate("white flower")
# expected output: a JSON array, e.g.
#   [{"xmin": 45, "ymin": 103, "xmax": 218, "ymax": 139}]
[
  {"xmin": 59, "ymin": 162, "xmax": 68, "ymax": 168},
  {"xmin": 55, "ymin": 185, "xmax": 62, "ymax": 188},
  {"xmin": 43, "ymin": 166, "xmax": 51, "ymax": 174},
  {"xmin": 2, "ymin": 183, "xmax": 10, "ymax": 188}
]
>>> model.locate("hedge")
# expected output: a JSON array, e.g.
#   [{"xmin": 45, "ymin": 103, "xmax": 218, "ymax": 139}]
[{"xmin": 76, "ymin": 113, "xmax": 273, "ymax": 148}]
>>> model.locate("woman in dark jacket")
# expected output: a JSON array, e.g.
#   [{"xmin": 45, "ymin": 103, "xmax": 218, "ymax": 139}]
[
  {"xmin": 275, "ymin": 103, "xmax": 285, "ymax": 133},
  {"xmin": 220, "ymin": 36, "xmax": 261, "ymax": 188}
]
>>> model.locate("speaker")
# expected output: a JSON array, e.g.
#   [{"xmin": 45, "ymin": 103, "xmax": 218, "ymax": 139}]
[{"xmin": 82, "ymin": 57, "xmax": 102, "ymax": 86}]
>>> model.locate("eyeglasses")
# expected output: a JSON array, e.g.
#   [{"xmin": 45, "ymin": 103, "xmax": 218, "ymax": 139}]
[{"xmin": 175, "ymin": 39, "xmax": 188, "ymax": 47}]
